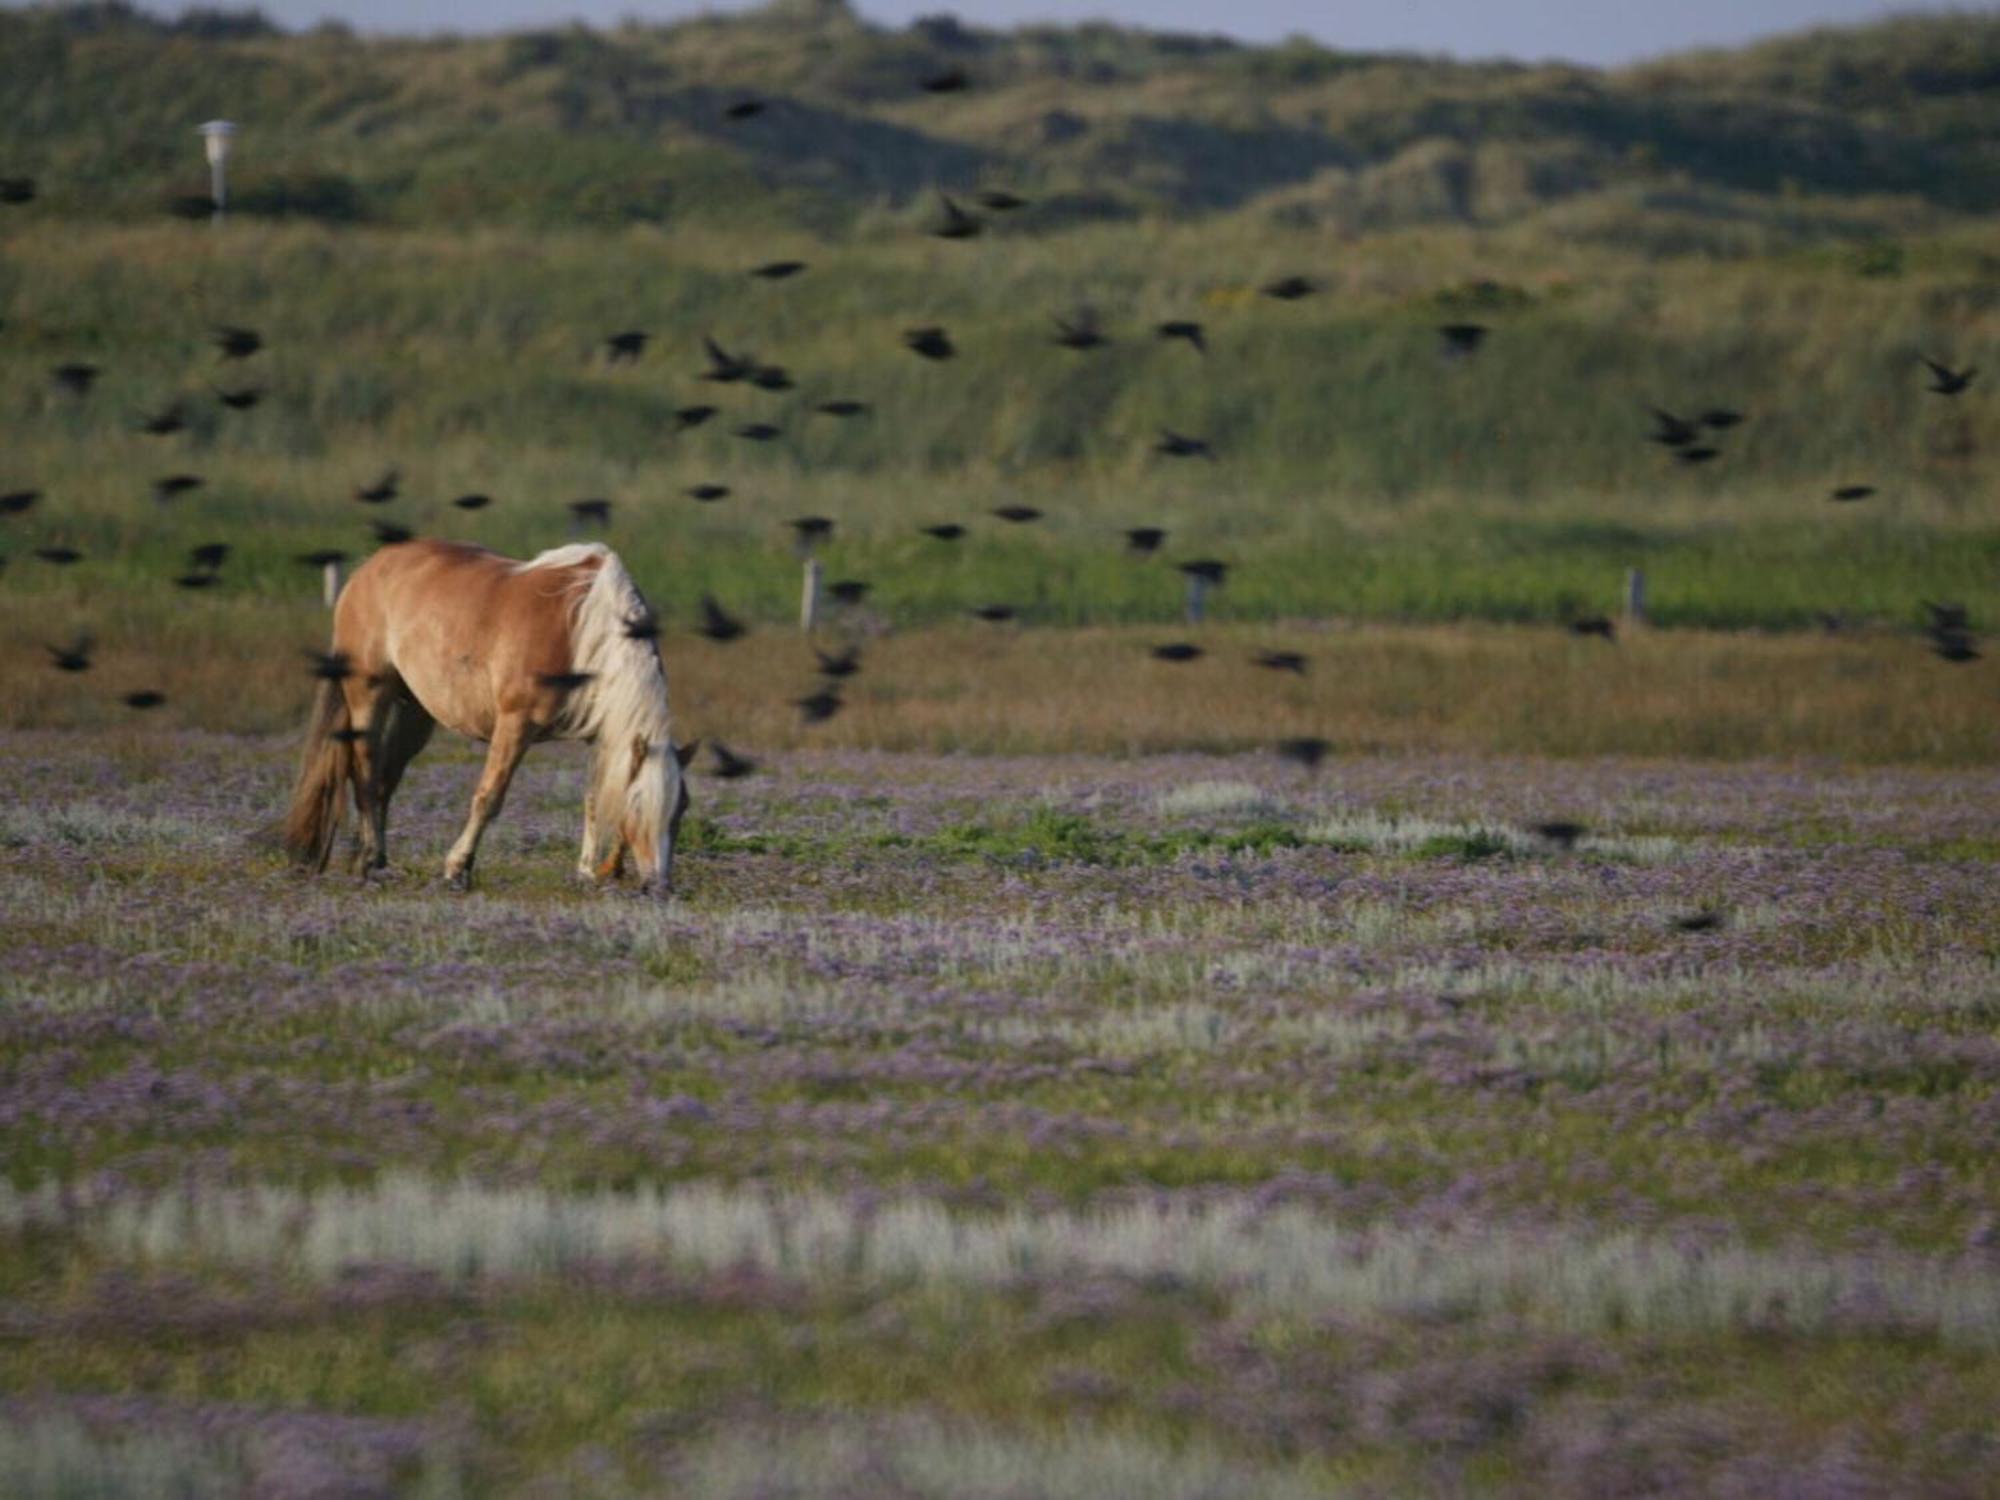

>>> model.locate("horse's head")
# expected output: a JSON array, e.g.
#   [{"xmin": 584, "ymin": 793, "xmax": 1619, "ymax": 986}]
[{"xmin": 623, "ymin": 736, "xmax": 697, "ymax": 895}]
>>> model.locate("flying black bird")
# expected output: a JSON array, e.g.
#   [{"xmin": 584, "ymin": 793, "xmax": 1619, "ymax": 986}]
[
  {"xmin": 931, "ymin": 194, "xmax": 983, "ymax": 240},
  {"xmin": 1700, "ymin": 409, "xmax": 1744, "ymax": 430},
  {"xmin": 1921, "ymin": 356, "xmax": 1976, "ymax": 396},
  {"xmin": 673, "ymin": 405, "xmax": 719, "ymax": 432},
  {"xmin": 371, "ymin": 522, "xmax": 414, "ymax": 546},
  {"xmin": 991, "ymin": 505, "xmax": 1042, "ymax": 524},
  {"xmin": 1152, "ymin": 643, "xmax": 1203, "ymax": 663},
  {"xmin": 297, "ymin": 549, "xmax": 348, "ymax": 570},
  {"xmin": 538, "ymin": 671, "xmax": 596, "ymax": 695},
  {"xmin": 750, "ymin": 260, "xmax": 806, "ymax": 280},
  {"xmin": 174, "ymin": 571, "xmax": 221, "ymax": 590},
  {"xmin": 34, "ymin": 546, "xmax": 83, "ymax": 565},
  {"xmin": 1829, "ymin": 485, "xmax": 1876, "ymax": 503},
  {"xmin": 699, "ymin": 337, "xmax": 753, "ymax": 383},
  {"xmin": 216, "ymin": 386, "xmax": 263, "ymax": 410},
  {"xmin": 0, "ymin": 177, "xmax": 35, "ymax": 204},
  {"xmin": 1569, "ymin": 616, "xmax": 1616, "ymax": 640},
  {"xmin": 1178, "ymin": 559, "xmax": 1228, "ymax": 585},
  {"xmin": 1276, "ymin": 736, "xmax": 1331, "ymax": 772},
  {"xmin": 355, "ymin": 469, "xmax": 399, "ymax": 504},
  {"xmin": 815, "ymin": 644, "xmax": 862, "ymax": 677},
  {"xmin": 52, "ymin": 363, "xmax": 99, "ymax": 396},
  {"xmin": 686, "ymin": 484, "xmax": 731, "ymax": 503},
  {"xmin": 749, "ymin": 365, "xmax": 793, "ymax": 391},
  {"xmin": 975, "ymin": 189, "xmax": 1027, "ymax": 212},
  {"xmin": 1156, "ymin": 320, "xmax": 1206, "ymax": 354},
  {"xmin": 1053, "ymin": 310, "xmax": 1110, "ymax": 351},
  {"xmin": 1530, "ymin": 820, "xmax": 1587, "ymax": 850},
  {"xmin": 735, "ymin": 422, "xmax": 782, "ymax": 442},
  {"xmin": 605, "ymin": 330, "xmax": 649, "ymax": 363},
  {"xmin": 0, "ymin": 490, "xmax": 39, "ymax": 515},
  {"xmin": 622, "ymin": 607, "xmax": 662, "ymax": 642},
  {"xmin": 1672, "ymin": 910, "xmax": 1725, "ymax": 934},
  {"xmin": 1677, "ymin": 446, "xmax": 1720, "ymax": 465},
  {"xmin": 1157, "ymin": 430, "xmax": 1214, "ymax": 460},
  {"xmin": 722, "ymin": 98, "xmax": 765, "ymax": 121},
  {"xmin": 1254, "ymin": 650, "xmax": 1307, "ymax": 675},
  {"xmin": 1125, "ymin": 527, "xmax": 1167, "ymax": 554},
  {"xmin": 452, "ymin": 493, "xmax": 492, "ymax": 511},
  {"xmin": 827, "ymin": 580, "xmax": 871, "ymax": 607},
  {"xmin": 123, "ymin": 690, "xmax": 167, "ymax": 710},
  {"xmin": 816, "ymin": 400, "xmax": 870, "ymax": 418},
  {"xmin": 152, "ymin": 475, "xmax": 204, "ymax": 503},
  {"xmin": 1438, "ymin": 323, "xmax": 1487, "ymax": 358},
  {"xmin": 1923, "ymin": 602, "xmax": 1979, "ymax": 662},
  {"xmin": 904, "ymin": 326, "xmax": 955, "ymax": 360},
  {"xmin": 213, "ymin": 326, "xmax": 262, "ymax": 361},
  {"xmin": 569, "ymin": 498, "xmax": 612, "ymax": 527},
  {"xmin": 138, "ymin": 403, "xmax": 185, "ymax": 436},
  {"xmin": 1262, "ymin": 275, "xmax": 1317, "ymax": 301},
  {"xmin": 187, "ymin": 542, "xmax": 229, "ymax": 571},
  {"xmin": 921, "ymin": 66, "xmax": 969, "ymax": 93},
  {"xmin": 709, "ymin": 741, "xmax": 758, "ymax": 779},
  {"xmin": 1648, "ymin": 409, "xmax": 1699, "ymax": 448},
  {"xmin": 697, "ymin": 595, "xmax": 748, "ymax": 643},
  {"xmin": 969, "ymin": 603, "xmax": 1017, "ymax": 623},
  {"xmin": 796, "ymin": 687, "xmax": 843, "ymax": 724},
  {"xmin": 922, "ymin": 523, "xmax": 965, "ymax": 541},
  {"xmin": 304, "ymin": 648, "xmax": 353, "ymax": 681},
  {"xmin": 789, "ymin": 516, "xmax": 834, "ymax": 549},
  {"xmin": 46, "ymin": 635, "xmax": 93, "ymax": 672}
]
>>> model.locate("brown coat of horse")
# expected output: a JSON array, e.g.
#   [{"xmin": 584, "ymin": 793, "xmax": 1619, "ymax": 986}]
[{"xmin": 284, "ymin": 539, "xmax": 691, "ymax": 891}]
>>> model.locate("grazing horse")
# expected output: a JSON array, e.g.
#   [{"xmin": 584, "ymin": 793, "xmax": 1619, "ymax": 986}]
[{"xmin": 284, "ymin": 540, "xmax": 693, "ymax": 892}]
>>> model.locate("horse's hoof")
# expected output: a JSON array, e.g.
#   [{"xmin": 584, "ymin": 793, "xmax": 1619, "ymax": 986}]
[{"xmin": 443, "ymin": 868, "xmax": 472, "ymax": 893}]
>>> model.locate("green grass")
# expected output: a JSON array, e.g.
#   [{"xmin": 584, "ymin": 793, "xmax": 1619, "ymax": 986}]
[{"xmin": 2, "ymin": 217, "xmax": 1995, "ymax": 637}]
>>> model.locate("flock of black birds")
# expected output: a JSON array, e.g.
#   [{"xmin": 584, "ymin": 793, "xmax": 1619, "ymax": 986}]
[{"xmin": 0, "ymin": 68, "xmax": 1987, "ymax": 832}]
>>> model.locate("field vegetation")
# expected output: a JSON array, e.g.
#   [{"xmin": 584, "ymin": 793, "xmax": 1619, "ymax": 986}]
[{"xmin": 3, "ymin": 735, "xmax": 2000, "ymax": 1491}]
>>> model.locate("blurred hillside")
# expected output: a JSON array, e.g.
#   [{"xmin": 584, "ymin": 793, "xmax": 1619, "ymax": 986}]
[{"xmin": 2, "ymin": 1, "xmax": 1996, "ymax": 239}]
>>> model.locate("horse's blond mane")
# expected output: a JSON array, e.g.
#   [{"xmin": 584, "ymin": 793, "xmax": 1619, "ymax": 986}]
[{"xmin": 530, "ymin": 543, "xmax": 679, "ymax": 864}]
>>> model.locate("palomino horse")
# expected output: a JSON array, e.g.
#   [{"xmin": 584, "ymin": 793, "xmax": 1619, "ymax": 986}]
[{"xmin": 284, "ymin": 539, "xmax": 693, "ymax": 892}]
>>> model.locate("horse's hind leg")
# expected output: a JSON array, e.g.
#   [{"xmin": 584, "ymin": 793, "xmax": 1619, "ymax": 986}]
[
  {"xmin": 367, "ymin": 692, "xmax": 435, "ymax": 873},
  {"xmin": 443, "ymin": 712, "xmax": 531, "ymax": 890},
  {"xmin": 340, "ymin": 672, "xmax": 398, "ymax": 874}
]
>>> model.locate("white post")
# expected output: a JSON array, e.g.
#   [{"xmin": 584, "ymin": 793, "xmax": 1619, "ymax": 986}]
[
  {"xmin": 1184, "ymin": 573, "xmax": 1210, "ymax": 625},
  {"xmin": 322, "ymin": 559, "xmax": 344, "ymax": 609},
  {"xmin": 197, "ymin": 120, "xmax": 237, "ymax": 219},
  {"xmin": 800, "ymin": 558, "xmax": 822, "ymax": 634},
  {"xmin": 1624, "ymin": 567, "xmax": 1647, "ymax": 628}
]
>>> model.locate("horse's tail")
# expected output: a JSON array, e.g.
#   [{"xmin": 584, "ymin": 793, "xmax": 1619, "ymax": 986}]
[{"xmin": 284, "ymin": 677, "xmax": 352, "ymax": 870}]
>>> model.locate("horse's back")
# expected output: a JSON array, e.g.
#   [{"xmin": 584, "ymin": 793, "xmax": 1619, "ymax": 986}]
[{"xmin": 335, "ymin": 540, "xmax": 601, "ymax": 738}]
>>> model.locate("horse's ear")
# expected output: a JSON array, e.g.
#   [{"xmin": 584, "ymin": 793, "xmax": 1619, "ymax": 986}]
[{"xmin": 674, "ymin": 739, "xmax": 701, "ymax": 769}]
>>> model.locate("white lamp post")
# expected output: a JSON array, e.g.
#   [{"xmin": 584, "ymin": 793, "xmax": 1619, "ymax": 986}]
[{"xmin": 196, "ymin": 120, "xmax": 237, "ymax": 217}]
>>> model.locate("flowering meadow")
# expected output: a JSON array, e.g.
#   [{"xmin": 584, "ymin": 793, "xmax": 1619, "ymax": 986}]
[{"xmin": 2, "ymin": 729, "xmax": 1998, "ymax": 1496}]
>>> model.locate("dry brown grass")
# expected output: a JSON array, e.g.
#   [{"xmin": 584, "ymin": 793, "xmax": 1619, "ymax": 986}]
[{"xmin": 4, "ymin": 598, "xmax": 1991, "ymax": 764}]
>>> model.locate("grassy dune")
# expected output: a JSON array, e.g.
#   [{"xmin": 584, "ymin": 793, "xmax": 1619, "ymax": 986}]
[{"xmin": 1, "ymin": 218, "xmax": 1995, "ymax": 647}]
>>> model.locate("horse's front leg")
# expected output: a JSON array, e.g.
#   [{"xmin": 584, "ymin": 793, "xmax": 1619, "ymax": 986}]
[
  {"xmin": 576, "ymin": 781, "xmax": 599, "ymax": 883},
  {"xmin": 444, "ymin": 714, "xmax": 531, "ymax": 890},
  {"xmin": 577, "ymin": 763, "xmax": 632, "ymax": 885}
]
